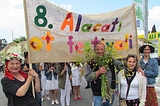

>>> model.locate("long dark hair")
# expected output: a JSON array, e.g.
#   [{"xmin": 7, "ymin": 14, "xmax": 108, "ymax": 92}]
[
  {"xmin": 45, "ymin": 63, "xmax": 56, "ymax": 70},
  {"xmin": 58, "ymin": 62, "xmax": 71, "ymax": 70}
]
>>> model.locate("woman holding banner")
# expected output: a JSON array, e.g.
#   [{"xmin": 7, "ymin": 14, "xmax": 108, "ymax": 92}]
[
  {"xmin": 57, "ymin": 62, "xmax": 72, "ymax": 106},
  {"xmin": 1, "ymin": 53, "xmax": 40, "ymax": 106}
]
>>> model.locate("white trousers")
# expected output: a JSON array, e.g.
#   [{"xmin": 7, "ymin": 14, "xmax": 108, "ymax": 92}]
[
  {"xmin": 60, "ymin": 81, "xmax": 71, "ymax": 106},
  {"xmin": 41, "ymin": 74, "xmax": 49, "ymax": 96}
]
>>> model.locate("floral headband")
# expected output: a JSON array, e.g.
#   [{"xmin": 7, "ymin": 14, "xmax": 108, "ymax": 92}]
[
  {"xmin": 139, "ymin": 42, "xmax": 155, "ymax": 53},
  {"xmin": 142, "ymin": 43, "xmax": 155, "ymax": 48},
  {"xmin": 2, "ymin": 53, "xmax": 24, "ymax": 64},
  {"xmin": 3, "ymin": 53, "xmax": 27, "ymax": 80}
]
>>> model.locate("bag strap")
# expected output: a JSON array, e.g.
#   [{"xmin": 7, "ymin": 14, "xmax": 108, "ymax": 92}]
[
  {"xmin": 142, "ymin": 63, "xmax": 148, "ymax": 70},
  {"xmin": 119, "ymin": 84, "xmax": 131, "ymax": 100},
  {"xmin": 126, "ymin": 85, "xmax": 130, "ymax": 99},
  {"xmin": 124, "ymin": 69, "xmax": 136, "ymax": 99}
]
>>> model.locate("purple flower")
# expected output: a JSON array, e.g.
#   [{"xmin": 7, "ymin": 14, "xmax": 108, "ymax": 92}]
[
  {"xmin": 91, "ymin": 58, "xmax": 94, "ymax": 63},
  {"xmin": 93, "ymin": 81, "xmax": 97, "ymax": 84}
]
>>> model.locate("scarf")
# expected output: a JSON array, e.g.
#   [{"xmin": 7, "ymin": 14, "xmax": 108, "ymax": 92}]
[
  {"xmin": 5, "ymin": 69, "xmax": 28, "ymax": 80},
  {"xmin": 124, "ymin": 68, "xmax": 136, "ymax": 85}
]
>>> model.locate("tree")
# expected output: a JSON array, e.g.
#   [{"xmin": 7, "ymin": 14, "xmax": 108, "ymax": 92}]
[
  {"xmin": 11, "ymin": 36, "xmax": 27, "ymax": 44},
  {"xmin": 151, "ymin": 24, "xmax": 157, "ymax": 33},
  {"xmin": 0, "ymin": 39, "xmax": 7, "ymax": 51}
]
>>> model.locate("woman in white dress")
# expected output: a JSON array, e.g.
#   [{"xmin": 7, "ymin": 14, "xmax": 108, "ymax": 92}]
[
  {"xmin": 39, "ymin": 62, "xmax": 50, "ymax": 102},
  {"xmin": 70, "ymin": 62, "xmax": 83, "ymax": 101},
  {"xmin": 45, "ymin": 63, "xmax": 59, "ymax": 105}
]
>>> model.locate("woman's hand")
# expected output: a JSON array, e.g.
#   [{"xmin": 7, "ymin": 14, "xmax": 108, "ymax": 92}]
[
  {"xmin": 28, "ymin": 69, "xmax": 40, "ymax": 92},
  {"xmin": 138, "ymin": 68, "xmax": 145, "ymax": 77},
  {"xmin": 61, "ymin": 63, "xmax": 67, "ymax": 75},
  {"xmin": 69, "ymin": 75, "xmax": 72, "ymax": 79},
  {"xmin": 27, "ymin": 75, "xmax": 34, "ymax": 81},
  {"xmin": 23, "ymin": 65, "xmax": 28, "ymax": 71},
  {"xmin": 51, "ymin": 66, "xmax": 55, "ymax": 71},
  {"xmin": 64, "ymin": 63, "xmax": 67, "ymax": 70},
  {"xmin": 28, "ymin": 69, "xmax": 38, "ymax": 78},
  {"xmin": 48, "ymin": 67, "xmax": 53, "ymax": 73}
]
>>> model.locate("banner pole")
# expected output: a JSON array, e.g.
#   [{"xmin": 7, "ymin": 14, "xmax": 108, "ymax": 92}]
[
  {"xmin": 23, "ymin": 0, "xmax": 35, "ymax": 99},
  {"xmin": 29, "ymin": 63, "xmax": 35, "ymax": 98}
]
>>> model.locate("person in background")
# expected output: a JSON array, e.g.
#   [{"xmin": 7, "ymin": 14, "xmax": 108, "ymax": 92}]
[
  {"xmin": 21, "ymin": 52, "xmax": 38, "ymax": 74},
  {"xmin": 70, "ymin": 62, "xmax": 83, "ymax": 101},
  {"xmin": 21, "ymin": 52, "xmax": 42, "ymax": 105},
  {"xmin": 3, "ymin": 65, "xmax": 6, "ymax": 72},
  {"xmin": 0, "ymin": 61, "xmax": 3, "ymax": 73},
  {"xmin": 1, "ymin": 53, "xmax": 40, "ymax": 106},
  {"xmin": 118, "ymin": 54, "xmax": 146, "ymax": 106},
  {"xmin": 39, "ymin": 62, "xmax": 50, "ymax": 102},
  {"xmin": 57, "ymin": 62, "xmax": 72, "ymax": 106},
  {"xmin": 139, "ymin": 43, "xmax": 159, "ymax": 106},
  {"xmin": 45, "ymin": 62, "xmax": 59, "ymax": 105}
]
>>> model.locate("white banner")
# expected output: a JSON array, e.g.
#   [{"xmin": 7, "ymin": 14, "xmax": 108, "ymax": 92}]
[{"xmin": 24, "ymin": 0, "xmax": 138, "ymax": 63}]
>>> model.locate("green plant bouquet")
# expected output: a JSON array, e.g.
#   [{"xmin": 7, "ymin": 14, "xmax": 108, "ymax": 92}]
[{"xmin": 72, "ymin": 44, "xmax": 122, "ymax": 103}]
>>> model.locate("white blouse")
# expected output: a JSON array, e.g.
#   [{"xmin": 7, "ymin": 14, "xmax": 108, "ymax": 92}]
[{"xmin": 120, "ymin": 76, "xmax": 139, "ymax": 100}]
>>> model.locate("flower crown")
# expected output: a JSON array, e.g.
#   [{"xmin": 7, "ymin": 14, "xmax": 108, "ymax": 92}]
[
  {"xmin": 2, "ymin": 53, "xmax": 24, "ymax": 63},
  {"xmin": 142, "ymin": 43, "xmax": 155, "ymax": 48}
]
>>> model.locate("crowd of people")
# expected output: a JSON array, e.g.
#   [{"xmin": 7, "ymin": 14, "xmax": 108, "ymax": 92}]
[{"xmin": 0, "ymin": 42, "xmax": 159, "ymax": 106}]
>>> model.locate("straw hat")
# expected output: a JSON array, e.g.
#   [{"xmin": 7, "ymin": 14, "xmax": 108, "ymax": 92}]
[{"xmin": 139, "ymin": 43, "xmax": 155, "ymax": 53}]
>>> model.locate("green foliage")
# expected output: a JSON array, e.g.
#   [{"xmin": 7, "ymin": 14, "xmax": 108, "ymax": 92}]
[
  {"xmin": 10, "ymin": 36, "xmax": 26, "ymax": 44},
  {"xmin": 72, "ymin": 46, "xmax": 120, "ymax": 64}
]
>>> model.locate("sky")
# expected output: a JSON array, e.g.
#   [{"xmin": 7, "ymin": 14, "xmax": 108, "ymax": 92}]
[{"xmin": 0, "ymin": 0, "xmax": 160, "ymax": 43}]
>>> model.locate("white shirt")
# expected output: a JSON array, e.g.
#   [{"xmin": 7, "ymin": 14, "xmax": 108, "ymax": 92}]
[
  {"xmin": 120, "ymin": 75, "xmax": 139, "ymax": 100},
  {"xmin": 40, "ymin": 62, "xmax": 45, "ymax": 75}
]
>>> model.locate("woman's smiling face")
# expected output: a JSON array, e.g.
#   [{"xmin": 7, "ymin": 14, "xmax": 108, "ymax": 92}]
[
  {"xmin": 143, "ymin": 46, "xmax": 151, "ymax": 57},
  {"xmin": 127, "ymin": 57, "xmax": 136, "ymax": 70},
  {"xmin": 8, "ymin": 59, "xmax": 21, "ymax": 73}
]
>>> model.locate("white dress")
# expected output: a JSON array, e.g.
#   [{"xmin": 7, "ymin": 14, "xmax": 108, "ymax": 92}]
[
  {"xmin": 40, "ymin": 62, "xmax": 46, "ymax": 89},
  {"xmin": 46, "ymin": 70, "xmax": 58, "ymax": 90},
  {"xmin": 40, "ymin": 62, "xmax": 49, "ymax": 95},
  {"xmin": 71, "ymin": 64, "xmax": 82, "ymax": 86}
]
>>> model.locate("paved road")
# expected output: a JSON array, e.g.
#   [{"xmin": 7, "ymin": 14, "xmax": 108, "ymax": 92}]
[{"xmin": 0, "ymin": 71, "xmax": 160, "ymax": 106}]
